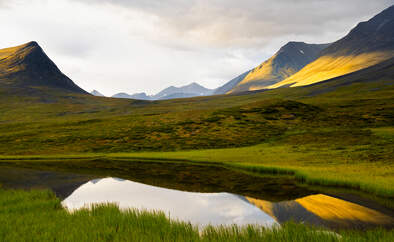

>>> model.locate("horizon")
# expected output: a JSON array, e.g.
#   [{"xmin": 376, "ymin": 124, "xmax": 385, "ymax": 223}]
[{"xmin": 0, "ymin": 0, "xmax": 393, "ymax": 96}]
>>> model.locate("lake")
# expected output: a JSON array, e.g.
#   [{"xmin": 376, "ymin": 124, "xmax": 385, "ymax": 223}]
[{"xmin": 0, "ymin": 159, "xmax": 392, "ymax": 230}]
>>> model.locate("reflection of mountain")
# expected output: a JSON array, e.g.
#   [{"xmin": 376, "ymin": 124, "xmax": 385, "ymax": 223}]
[
  {"xmin": 62, "ymin": 177, "xmax": 278, "ymax": 228},
  {"xmin": 0, "ymin": 166, "xmax": 95, "ymax": 199},
  {"xmin": 246, "ymin": 194, "xmax": 394, "ymax": 230}
]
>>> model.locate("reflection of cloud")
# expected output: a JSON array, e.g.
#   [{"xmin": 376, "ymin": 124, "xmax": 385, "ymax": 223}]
[{"xmin": 62, "ymin": 177, "xmax": 278, "ymax": 228}]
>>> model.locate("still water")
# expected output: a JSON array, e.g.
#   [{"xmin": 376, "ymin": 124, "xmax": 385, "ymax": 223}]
[{"xmin": 0, "ymin": 161, "xmax": 393, "ymax": 230}]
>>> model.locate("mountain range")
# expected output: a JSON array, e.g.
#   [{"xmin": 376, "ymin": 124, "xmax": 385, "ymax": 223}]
[
  {"xmin": 1, "ymin": 5, "xmax": 393, "ymax": 101},
  {"xmin": 110, "ymin": 82, "xmax": 214, "ymax": 100}
]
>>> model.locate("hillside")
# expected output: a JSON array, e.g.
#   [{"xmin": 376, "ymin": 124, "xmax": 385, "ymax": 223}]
[
  {"xmin": 0, "ymin": 41, "xmax": 87, "ymax": 94},
  {"xmin": 226, "ymin": 42, "xmax": 329, "ymax": 93},
  {"xmin": 270, "ymin": 5, "xmax": 394, "ymax": 88}
]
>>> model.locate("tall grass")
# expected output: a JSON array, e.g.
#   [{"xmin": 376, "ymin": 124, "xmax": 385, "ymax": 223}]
[{"xmin": 0, "ymin": 188, "xmax": 393, "ymax": 242}]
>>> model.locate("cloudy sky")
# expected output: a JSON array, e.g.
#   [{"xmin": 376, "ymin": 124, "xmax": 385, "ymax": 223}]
[{"xmin": 0, "ymin": 0, "xmax": 393, "ymax": 96}]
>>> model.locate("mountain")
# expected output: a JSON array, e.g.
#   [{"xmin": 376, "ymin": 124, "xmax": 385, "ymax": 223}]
[
  {"xmin": 270, "ymin": 5, "xmax": 394, "ymax": 88},
  {"xmin": 90, "ymin": 90, "xmax": 105, "ymax": 97},
  {"xmin": 153, "ymin": 82, "xmax": 213, "ymax": 100},
  {"xmin": 0, "ymin": 41, "xmax": 87, "ymax": 94},
  {"xmin": 213, "ymin": 70, "xmax": 252, "ymax": 95},
  {"xmin": 112, "ymin": 92, "xmax": 152, "ymax": 100},
  {"xmin": 112, "ymin": 82, "xmax": 213, "ymax": 100},
  {"xmin": 225, "ymin": 42, "xmax": 329, "ymax": 93}
]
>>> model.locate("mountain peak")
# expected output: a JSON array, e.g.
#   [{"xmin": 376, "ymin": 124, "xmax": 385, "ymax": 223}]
[
  {"xmin": 0, "ymin": 42, "xmax": 87, "ymax": 94},
  {"xmin": 186, "ymin": 82, "xmax": 203, "ymax": 88},
  {"xmin": 226, "ymin": 42, "xmax": 329, "ymax": 93},
  {"xmin": 23, "ymin": 41, "xmax": 39, "ymax": 48}
]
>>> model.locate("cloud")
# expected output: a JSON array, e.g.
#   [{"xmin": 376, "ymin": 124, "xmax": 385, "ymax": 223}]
[{"xmin": 74, "ymin": 0, "xmax": 394, "ymax": 49}]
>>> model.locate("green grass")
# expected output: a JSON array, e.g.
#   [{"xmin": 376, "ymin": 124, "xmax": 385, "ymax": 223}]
[
  {"xmin": 0, "ymin": 125, "xmax": 393, "ymax": 198},
  {"xmin": 0, "ymin": 188, "xmax": 392, "ymax": 242},
  {"xmin": 0, "ymin": 65, "xmax": 393, "ymax": 240},
  {"xmin": 107, "ymin": 133, "xmax": 393, "ymax": 198}
]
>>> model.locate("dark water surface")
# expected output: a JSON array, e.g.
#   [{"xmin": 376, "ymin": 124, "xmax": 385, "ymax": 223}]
[{"xmin": 0, "ymin": 160, "xmax": 393, "ymax": 230}]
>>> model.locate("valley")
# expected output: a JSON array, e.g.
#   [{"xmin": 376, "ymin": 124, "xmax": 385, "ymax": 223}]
[{"xmin": 0, "ymin": 4, "xmax": 393, "ymax": 242}]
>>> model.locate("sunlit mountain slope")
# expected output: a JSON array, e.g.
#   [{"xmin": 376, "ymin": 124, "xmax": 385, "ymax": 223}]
[
  {"xmin": 270, "ymin": 5, "xmax": 394, "ymax": 88},
  {"xmin": 227, "ymin": 42, "xmax": 329, "ymax": 93}
]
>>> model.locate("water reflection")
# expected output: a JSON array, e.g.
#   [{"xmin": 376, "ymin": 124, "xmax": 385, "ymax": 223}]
[
  {"xmin": 62, "ymin": 177, "xmax": 279, "ymax": 228},
  {"xmin": 62, "ymin": 177, "xmax": 394, "ymax": 230},
  {"xmin": 247, "ymin": 195, "xmax": 394, "ymax": 229},
  {"xmin": 1, "ymin": 163, "xmax": 392, "ymax": 230}
]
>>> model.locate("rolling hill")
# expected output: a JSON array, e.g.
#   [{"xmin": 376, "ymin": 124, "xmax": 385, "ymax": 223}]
[
  {"xmin": 270, "ymin": 5, "xmax": 394, "ymax": 88},
  {"xmin": 0, "ymin": 41, "xmax": 87, "ymax": 94},
  {"xmin": 226, "ymin": 42, "xmax": 329, "ymax": 93}
]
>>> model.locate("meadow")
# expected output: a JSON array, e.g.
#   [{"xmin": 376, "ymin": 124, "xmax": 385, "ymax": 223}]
[{"xmin": 0, "ymin": 67, "xmax": 393, "ymax": 241}]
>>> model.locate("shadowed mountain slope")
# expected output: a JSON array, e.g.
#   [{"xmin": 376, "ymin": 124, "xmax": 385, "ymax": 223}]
[
  {"xmin": 214, "ymin": 70, "xmax": 252, "ymax": 95},
  {"xmin": 270, "ymin": 5, "xmax": 394, "ymax": 88},
  {"xmin": 0, "ymin": 41, "xmax": 87, "ymax": 94},
  {"xmin": 227, "ymin": 42, "xmax": 329, "ymax": 93}
]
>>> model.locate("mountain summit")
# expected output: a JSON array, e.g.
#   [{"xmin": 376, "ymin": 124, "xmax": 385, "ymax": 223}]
[
  {"xmin": 0, "ymin": 41, "xmax": 87, "ymax": 94},
  {"xmin": 270, "ymin": 5, "xmax": 394, "ymax": 88}
]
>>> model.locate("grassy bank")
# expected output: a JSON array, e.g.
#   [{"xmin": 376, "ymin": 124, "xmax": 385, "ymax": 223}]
[
  {"xmin": 108, "ymin": 137, "xmax": 394, "ymax": 198},
  {"xmin": 0, "ymin": 126, "xmax": 393, "ymax": 199},
  {"xmin": 0, "ymin": 188, "xmax": 392, "ymax": 242}
]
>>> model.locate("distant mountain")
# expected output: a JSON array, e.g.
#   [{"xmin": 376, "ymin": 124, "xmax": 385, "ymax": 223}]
[
  {"xmin": 0, "ymin": 41, "xmax": 87, "ymax": 94},
  {"xmin": 90, "ymin": 90, "xmax": 105, "ymax": 97},
  {"xmin": 153, "ymin": 82, "xmax": 213, "ymax": 100},
  {"xmin": 112, "ymin": 92, "xmax": 152, "ymax": 100},
  {"xmin": 270, "ymin": 5, "xmax": 394, "ymax": 88},
  {"xmin": 214, "ymin": 70, "xmax": 252, "ymax": 95},
  {"xmin": 226, "ymin": 42, "xmax": 329, "ymax": 93},
  {"xmin": 112, "ymin": 82, "xmax": 213, "ymax": 100}
]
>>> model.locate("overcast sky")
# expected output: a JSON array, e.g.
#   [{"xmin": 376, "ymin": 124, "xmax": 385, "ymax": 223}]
[{"xmin": 1, "ymin": 0, "xmax": 393, "ymax": 96}]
